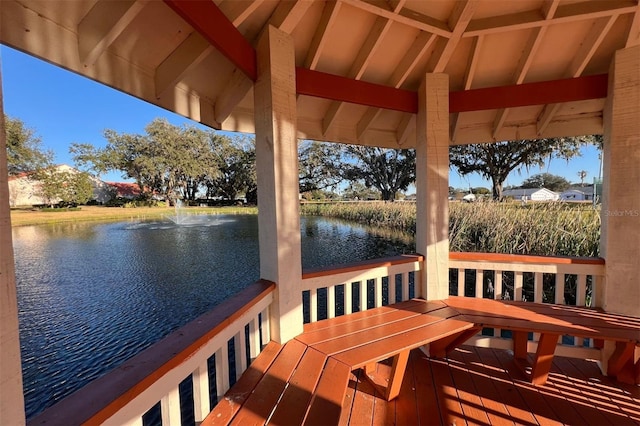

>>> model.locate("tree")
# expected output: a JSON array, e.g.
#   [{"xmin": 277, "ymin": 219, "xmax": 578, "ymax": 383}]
[
  {"xmin": 206, "ymin": 135, "xmax": 255, "ymax": 201},
  {"xmin": 577, "ymin": 170, "xmax": 588, "ymax": 186},
  {"xmin": 450, "ymin": 137, "xmax": 587, "ymax": 200},
  {"xmin": 520, "ymin": 173, "xmax": 570, "ymax": 192},
  {"xmin": 72, "ymin": 118, "xmax": 217, "ymax": 202},
  {"xmin": 35, "ymin": 167, "xmax": 94, "ymax": 207},
  {"xmin": 298, "ymin": 141, "xmax": 344, "ymax": 194},
  {"xmin": 343, "ymin": 146, "xmax": 415, "ymax": 201},
  {"xmin": 342, "ymin": 181, "xmax": 380, "ymax": 200},
  {"xmin": 5, "ymin": 115, "xmax": 52, "ymax": 175}
]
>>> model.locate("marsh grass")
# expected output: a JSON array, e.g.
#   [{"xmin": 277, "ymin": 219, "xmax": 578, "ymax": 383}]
[{"xmin": 301, "ymin": 201, "xmax": 600, "ymax": 257}]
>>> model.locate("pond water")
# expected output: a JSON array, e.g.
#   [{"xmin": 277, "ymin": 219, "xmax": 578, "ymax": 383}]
[{"xmin": 12, "ymin": 215, "xmax": 414, "ymax": 419}]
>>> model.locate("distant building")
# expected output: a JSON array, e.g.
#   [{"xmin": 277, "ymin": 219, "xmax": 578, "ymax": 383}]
[
  {"xmin": 8, "ymin": 164, "xmax": 121, "ymax": 207},
  {"xmin": 502, "ymin": 188, "xmax": 559, "ymax": 201},
  {"xmin": 560, "ymin": 187, "xmax": 594, "ymax": 201}
]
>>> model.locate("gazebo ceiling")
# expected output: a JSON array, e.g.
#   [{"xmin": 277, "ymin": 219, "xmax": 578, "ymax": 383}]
[{"xmin": 1, "ymin": 0, "xmax": 638, "ymax": 148}]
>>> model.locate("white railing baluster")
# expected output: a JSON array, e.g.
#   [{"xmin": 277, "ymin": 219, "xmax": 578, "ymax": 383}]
[
  {"xmin": 576, "ymin": 274, "xmax": 587, "ymax": 307},
  {"xmin": 193, "ymin": 363, "xmax": 210, "ymax": 423},
  {"xmin": 161, "ymin": 386, "xmax": 181, "ymax": 426},
  {"xmin": 493, "ymin": 271, "xmax": 502, "ymax": 337},
  {"xmin": 388, "ymin": 276, "xmax": 396, "ymax": 305},
  {"xmin": 402, "ymin": 272, "xmax": 409, "ymax": 301},
  {"xmin": 345, "ymin": 282, "xmax": 353, "ymax": 315},
  {"xmin": 216, "ymin": 345, "xmax": 230, "ymax": 400},
  {"xmin": 457, "ymin": 268, "xmax": 465, "ymax": 296},
  {"xmin": 249, "ymin": 316, "xmax": 260, "ymax": 361},
  {"xmin": 534, "ymin": 272, "xmax": 543, "ymax": 303},
  {"xmin": 475, "ymin": 270, "xmax": 484, "ymax": 298},
  {"xmin": 359, "ymin": 280, "xmax": 367, "ymax": 311},
  {"xmin": 555, "ymin": 273, "xmax": 565, "ymax": 304},
  {"xmin": 328, "ymin": 285, "xmax": 336, "ymax": 319},
  {"xmin": 234, "ymin": 330, "xmax": 247, "ymax": 381},
  {"xmin": 374, "ymin": 277, "xmax": 383, "ymax": 307},
  {"xmin": 260, "ymin": 306, "xmax": 270, "ymax": 344},
  {"xmin": 515, "ymin": 271, "xmax": 523, "ymax": 301},
  {"xmin": 310, "ymin": 288, "xmax": 318, "ymax": 323}
]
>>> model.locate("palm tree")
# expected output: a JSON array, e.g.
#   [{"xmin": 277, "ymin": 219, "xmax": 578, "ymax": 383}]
[{"xmin": 577, "ymin": 170, "xmax": 588, "ymax": 186}]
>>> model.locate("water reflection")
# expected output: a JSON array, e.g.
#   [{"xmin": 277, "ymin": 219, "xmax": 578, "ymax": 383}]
[{"xmin": 13, "ymin": 215, "xmax": 413, "ymax": 418}]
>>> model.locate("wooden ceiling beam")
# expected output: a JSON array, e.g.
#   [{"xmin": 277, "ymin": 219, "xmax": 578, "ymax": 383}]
[
  {"xmin": 164, "ymin": 0, "xmax": 257, "ymax": 80},
  {"xmin": 304, "ymin": 1, "xmax": 342, "ymax": 70},
  {"xmin": 356, "ymin": 31, "xmax": 436, "ymax": 139},
  {"xmin": 322, "ymin": 15, "xmax": 394, "ymax": 135},
  {"xmin": 626, "ymin": 6, "xmax": 640, "ymax": 46},
  {"xmin": 451, "ymin": 34, "xmax": 483, "ymax": 141},
  {"xmin": 268, "ymin": 0, "xmax": 314, "ymax": 34},
  {"xmin": 430, "ymin": 0, "xmax": 477, "ymax": 73},
  {"xmin": 78, "ymin": 0, "xmax": 147, "ymax": 66},
  {"xmin": 341, "ymin": 0, "xmax": 451, "ymax": 37},
  {"xmin": 465, "ymin": 0, "xmax": 636, "ymax": 37},
  {"xmin": 155, "ymin": 32, "xmax": 213, "ymax": 99},
  {"xmin": 219, "ymin": 0, "xmax": 265, "ymax": 27},
  {"xmin": 537, "ymin": 15, "xmax": 616, "ymax": 135}
]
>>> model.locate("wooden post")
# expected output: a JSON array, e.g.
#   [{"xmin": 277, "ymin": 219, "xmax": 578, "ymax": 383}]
[
  {"xmin": 0, "ymin": 59, "xmax": 26, "ymax": 425},
  {"xmin": 254, "ymin": 25, "xmax": 303, "ymax": 343},
  {"xmin": 416, "ymin": 74, "xmax": 450, "ymax": 300},
  {"xmin": 600, "ymin": 44, "xmax": 640, "ymax": 318}
]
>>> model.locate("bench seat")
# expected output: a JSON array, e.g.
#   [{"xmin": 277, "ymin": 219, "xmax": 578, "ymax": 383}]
[{"xmin": 204, "ymin": 297, "xmax": 640, "ymax": 424}]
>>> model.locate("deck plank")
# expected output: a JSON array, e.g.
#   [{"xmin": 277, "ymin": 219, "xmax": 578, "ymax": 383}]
[
  {"xmin": 268, "ymin": 347, "xmax": 326, "ymax": 425},
  {"xmin": 201, "ymin": 341, "xmax": 282, "ymax": 426},
  {"xmin": 429, "ymin": 357, "xmax": 467, "ymax": 426},
  {"xmin": 338, "ymin": 371, "xmax": 360, "ymax": 426},
  {"xmin": 303, "ymin": 358, "xmax": 351, "ymax": 426},
  {"xmin": 394, "ymin": 351, "xmax": 420, "ymax": 426},
  {"xmin": 411, "ymin": 350, "xmax": 444, "ymax": 425},
  {"xmin": 229, "ymin": 339, "xmax": 307, "ymax": 425},
  {"xmin": 455, "ymin": 347, "xmax": 516, "ymax": 426},
  {"xmin": 445, "ymin": 349, "xmax": 492, "ymax": 425}
]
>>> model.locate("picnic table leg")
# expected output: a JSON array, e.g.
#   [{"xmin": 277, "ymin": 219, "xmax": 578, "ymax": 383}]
[
  {"xmin": 530, "ymin": 333, "xmax": 559, "ymax": 385},
  {"xmin": 512, "ymin": 331, "xmax": 529, "ymax": 360},
  {"xmin": 385, "ymin": 350, "xmax": 410, "ymax": 401}
]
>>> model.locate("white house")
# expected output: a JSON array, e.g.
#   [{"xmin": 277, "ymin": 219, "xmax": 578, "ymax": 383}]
[
  {"xmin": 560, "ymin": 188, "xmax": 593, "ymax": 201},
  {"xmin": 502, "ymin": 188, "xmax": 559, "ymax": 201}
]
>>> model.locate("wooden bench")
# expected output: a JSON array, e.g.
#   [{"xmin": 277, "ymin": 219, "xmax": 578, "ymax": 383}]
[
  {"xmin": 444, "ymin": 296, "xmax": 640, "ymax": 385},
  {"xmin": 204, "ymin": 297, "xmax": 639, "ymax": 424}
]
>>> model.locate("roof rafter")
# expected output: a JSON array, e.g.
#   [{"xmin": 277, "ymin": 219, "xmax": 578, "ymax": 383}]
[
  {"xmin": 465, "ymin": 0, "xmax": 636, "ymax": 37},
  {"xmin": 356, "ymin": 31, "xmax": 436, "ymax": 139},
  {"xmin": 626, "ymin": 6, "xmax": 640, "ymax": 46},
  {"xmin": 322, "ymin": 15, "xmax": 395, "ymax": 135},
  {"xmin": 341, "ymin": 0, "xmax": 451, "ymax": 37},
  {"xmin": 78, "ymin": 0, "xmax": 147, "ymax": 66},
  {"xmin": 451, "ymin": 34, "xmax": 483, "ymax": 142},
  {"xmin": 537, "ymin": 15, "xmax": 616, "ymax": 135},
  {"xmin": 218, "ymin": 0, "xmax": 266, "ymax": 27},
  {"xmin": 429, "ymin": 0, "xmax": 477, "ymax": 73},
  {"xmin": 304, "ymin": 1, "xmax": 342, "ymax": 70}
]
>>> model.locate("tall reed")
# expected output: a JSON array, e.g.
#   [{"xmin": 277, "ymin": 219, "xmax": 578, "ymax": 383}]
[{"xmin": 301, "ymin": 201, "xmax": 600, "ymax": 257}]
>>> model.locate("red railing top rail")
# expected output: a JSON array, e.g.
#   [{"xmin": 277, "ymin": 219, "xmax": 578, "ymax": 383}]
[
  {"xmin": 302, "ymin": 254, "xmax": 424, "ymax": 280},
  {"xmin": 449, "ymin": 252, "xmax": 605, "ymax": 265},
  {"xmin": 28, "ymin": 279, "xmax": 275, "ymax": 426}
]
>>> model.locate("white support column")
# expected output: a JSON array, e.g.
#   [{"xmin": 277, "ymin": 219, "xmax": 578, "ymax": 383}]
[
  {"xmin": 600, "ymin": 44, "xmax": 640, "ymax": 318},
  {"xmin": 0, "ymin": 62, "xmax": 26, "ymax": 425},
  {"xmin": 254, "ymin": 25, "xmax": 303, "ymax": 343},
  {"xmin": 416, "ymin": 74, "xmax": 450, "ymax": 300}
]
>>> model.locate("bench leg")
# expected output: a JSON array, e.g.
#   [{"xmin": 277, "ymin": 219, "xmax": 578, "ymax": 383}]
[
  {"xmin": 512, "ymin": 331, "xmax": 529, "ymax": 361},
  {"xmin": 385, "ymin": 350, "xmax": 409, "ymax": 401},
  {"xmin": 429, "ymin": 327, "xmax": 481, "ymax": 358},
  {"xmin": 607, "ymin": 341, "xmax": 636, "ymax": 384},
  {"xmin": 530, "ymin": 333, "xmax": 559, "ymax": 385}
]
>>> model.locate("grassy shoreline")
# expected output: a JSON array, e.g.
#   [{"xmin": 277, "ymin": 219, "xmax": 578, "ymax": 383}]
[{"xmin": 9, "ymin": 205, "xmax": 258, "ymax": 227}]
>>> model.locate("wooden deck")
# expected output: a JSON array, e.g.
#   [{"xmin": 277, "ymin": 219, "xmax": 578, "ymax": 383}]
[{"xmin": 341, "ymin": 346, "xmax": 640, "ymax": 426}]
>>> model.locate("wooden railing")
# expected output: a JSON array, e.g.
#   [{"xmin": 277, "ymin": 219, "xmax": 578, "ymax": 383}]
[
  {"xmin": 448, "ymin": 252, "xmax": 606, "ymax": 358},
  {"xmin": 28, "ymin": 280, "xmax": 275, "ymax": 426},
  {"xmin": 301, "ymin": 254, "xmax": 424, "ymax": 323}
]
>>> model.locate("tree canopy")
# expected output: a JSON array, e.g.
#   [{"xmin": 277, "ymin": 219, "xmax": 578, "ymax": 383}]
[
  {"xmin": 343, "ymin": 146, "xmax": 415, "ymax": 201},
  {"xmin": 5, "ymin": 115, "xmax": 53, "ymax": 175},
  {"xmin": 520, "ymin": 173, "xmax": 570, "ymax": 192},
  {"xmin": 450, "ymin": 136, "xmax": 593, "ymax": 199}
]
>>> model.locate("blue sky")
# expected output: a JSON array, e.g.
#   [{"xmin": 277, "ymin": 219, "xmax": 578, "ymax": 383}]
[{"xmin": 1, "ymin": 45, "xmax": 602, "ymax": 190}]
